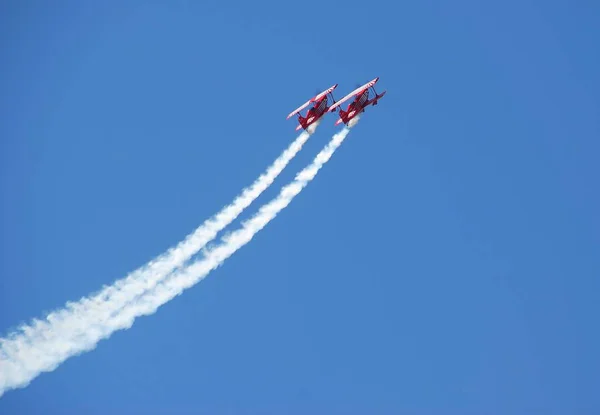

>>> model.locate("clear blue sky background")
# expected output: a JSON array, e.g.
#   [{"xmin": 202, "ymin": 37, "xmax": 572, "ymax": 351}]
[{"xmin": 1, "ymin": 1, "xmax": 599, "ymax": 413}]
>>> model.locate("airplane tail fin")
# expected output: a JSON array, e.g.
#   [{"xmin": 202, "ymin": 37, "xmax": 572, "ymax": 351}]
[
  {"xmin": 335, "ymin": 109, "xmax": 348, "ymax": 126},
  {"xmin": 296, "ymin": 115, "xmax": 307, "ymax": 131}
]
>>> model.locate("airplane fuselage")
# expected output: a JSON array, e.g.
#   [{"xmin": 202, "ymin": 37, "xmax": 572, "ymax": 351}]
[
  {"xmin": 330, "ymin": 77, "xmax": 386, "ymax": 126},
  {"xmin": 305, "ymin": 98, "xmax": 328, "ymax": 121},
  {"xmin": 287, "ymin": 83, "xmax": 338, "ymax": 131},
  {"xmin": 355, "ymin": 89, "xmax": 369, "ymax": 108},
  {"xmin": 311, "ymin": 97, "xmax": 328, "ymax": 116}
]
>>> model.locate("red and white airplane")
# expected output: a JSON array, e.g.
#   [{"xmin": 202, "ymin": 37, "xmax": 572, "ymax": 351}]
[
  {"xmin": 287, "ymin": 84, "xmax": 338, "ymax": 131},
  {"xmin": 328, "ymin": 77, "xmax": 386, "ymax": 126}
]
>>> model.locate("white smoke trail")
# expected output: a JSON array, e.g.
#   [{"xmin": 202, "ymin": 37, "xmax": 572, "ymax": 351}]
[
  {"xmin": 0, "ymin": 129, "xmax": 316, "ymax": 397},
  {"xmin": 0, "ymin": 123, "xmax": 354, "ymax": 397}
]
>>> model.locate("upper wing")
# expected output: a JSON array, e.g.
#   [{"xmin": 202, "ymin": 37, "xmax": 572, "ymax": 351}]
[
  {"xmin": 312, "ymin": 84, "xmax": 338, "ymax": 103},
  {"xmin": 287, "ymin": 99, "xmax": 312, "ymax": 119},
  {"xmin": 287, "ymin": 84, "xmax": 338, "ymax": 119},
  {"xmin": 328, "ymin": 77, "xmax": 379, "ymax": 112}
]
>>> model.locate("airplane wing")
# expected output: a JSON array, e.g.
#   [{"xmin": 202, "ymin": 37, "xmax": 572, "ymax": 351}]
[
  {"xmin": 328, "ymin": 77, "xmax": 379, "ymax": 112},
  {"xmin": 287, "ymin": 84, "xmax": 338, "ymax": 119},
  {"xmin": 287, "ymin": 99, "xmax": 312, "ymax": 119},
  {"xmin": 312, "ymin": 84, "xmax": 338, "ymax": 102}
]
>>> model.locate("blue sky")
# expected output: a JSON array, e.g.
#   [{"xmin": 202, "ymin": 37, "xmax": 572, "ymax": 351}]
[{"xmin": 1, "ymin": 0, "xmax": 599, "ymax": 413}]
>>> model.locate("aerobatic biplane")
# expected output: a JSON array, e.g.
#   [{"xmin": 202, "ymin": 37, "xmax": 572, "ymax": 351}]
[
  {"xmin": 328, "ymin": 77, "xmax": 386, "ymax": 126},
  {"xmin": 287, "ymin": 84, "xmax": 338, "ymax": 131}
]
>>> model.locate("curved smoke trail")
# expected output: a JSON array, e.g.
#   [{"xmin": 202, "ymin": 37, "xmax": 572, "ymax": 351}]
[
  {"xmin": 0, "ymin": 124, "xmax": 353, "ymax": 396},
  {"xmin": 0, "ymin": 128, "xmax": 319, "ymax": 397}
]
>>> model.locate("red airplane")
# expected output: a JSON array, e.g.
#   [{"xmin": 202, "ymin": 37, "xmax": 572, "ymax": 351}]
[
  {"xmin": 328, "ymin": 77, "xmax": 386, "ymax": 126},
  {"xmin": 287, "ymin": 84, "xmax": 338, "ymax": 131}
]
